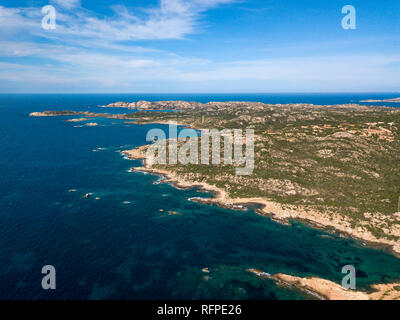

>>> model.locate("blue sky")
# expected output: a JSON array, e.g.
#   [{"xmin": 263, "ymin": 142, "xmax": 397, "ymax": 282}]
[{"xmin": 0, "ymin": 0, "xmax": 399, "ymax": 93}]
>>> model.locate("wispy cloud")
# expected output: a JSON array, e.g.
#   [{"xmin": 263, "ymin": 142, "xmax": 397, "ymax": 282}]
[
  {"xmin": 50, "ymin": 0, "xmax": 81, "ymax": 10},
  {"xmin": 0, "ymin": 0, "xmax": 399, "ymax": 92}
]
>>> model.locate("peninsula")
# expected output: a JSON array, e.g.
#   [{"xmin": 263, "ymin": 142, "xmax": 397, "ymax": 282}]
[
  {"xmin": 31, "ymin": 100, "xmax": 400, "ymax": 299},
  {"xmin": 360, "ymin": 97, "xmax": 400, "ymax": 103},
  {"xmin": 31, "ymin": 101, "xmax": 400, "ymax": 255}
]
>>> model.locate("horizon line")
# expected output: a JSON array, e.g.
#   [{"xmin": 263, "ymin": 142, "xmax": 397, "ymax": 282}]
[{"xmin": 0, "ymin": 92, "xmax": 399, "ymax": 95}]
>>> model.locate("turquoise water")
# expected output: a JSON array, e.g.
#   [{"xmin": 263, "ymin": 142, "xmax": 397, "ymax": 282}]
[{"xmin": 0, "ymin": 93, "xmax": 400, "ymax": 300}]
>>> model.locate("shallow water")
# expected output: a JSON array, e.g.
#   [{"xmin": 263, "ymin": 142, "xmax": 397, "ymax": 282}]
[{"xmin": 0, "ymin": 93, "xmax": 399, "ymax": 300}]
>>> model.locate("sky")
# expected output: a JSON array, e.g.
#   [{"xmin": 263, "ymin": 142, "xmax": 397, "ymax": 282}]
[{"xmin": 0, "ymin": 0, "xmax": 399, "ymax": 93}]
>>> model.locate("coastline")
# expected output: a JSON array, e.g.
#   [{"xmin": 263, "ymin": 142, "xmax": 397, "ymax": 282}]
[
  {"xmin": 247, "ymin": 269, "xmax": 400, "ymax": 300},
  {"xmin": 123, "ymin": 144, "xmax": 400, "ymax": 300},
  {"xmin": 122, "ymin": 144, "xmax": 400, "ymax": 258},
  {"xmin": 29, "ymin": 100, "xmax": 400, "ymax": 299},
  {"xmin": 33, "ymin": 104, "xmax": 399, "ymax": 258},
  {"xmin": 360, "ymin": 98, "xmax": 400, "ymax": 103}
]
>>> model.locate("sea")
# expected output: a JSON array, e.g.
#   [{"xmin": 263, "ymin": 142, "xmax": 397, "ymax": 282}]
[{"xmin": 0, "ymin": 93, "xmax": 400, "ymax": 300}]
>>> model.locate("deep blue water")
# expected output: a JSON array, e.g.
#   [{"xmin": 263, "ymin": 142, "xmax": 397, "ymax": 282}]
[{"xmin": 0, "ymin": 93, "xmax": 400, "ymax": 300}]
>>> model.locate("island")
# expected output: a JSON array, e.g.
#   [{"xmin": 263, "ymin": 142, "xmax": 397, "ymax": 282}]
[
  {"xmin": 360, "ymin": 97, "xmax": 400, "ymax": 103},
  {"xmin": 31, "ymin": 100, "xmax": 400, "ymax": 299}
]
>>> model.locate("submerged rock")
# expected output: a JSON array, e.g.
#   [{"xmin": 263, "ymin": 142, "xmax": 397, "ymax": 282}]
[
  {"xmin": 202, "ymin": 268, "xmax": 210, "ymax": 273},
  {"xmin": 85, "ymin": 122, "xmax": 98, "ymax": 127},
  {"xmin": 168, "ymin": 210, "xmax": 182, "ymax": 216}
]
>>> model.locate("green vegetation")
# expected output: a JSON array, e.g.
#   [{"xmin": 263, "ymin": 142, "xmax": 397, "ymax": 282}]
[
  {"xmin": 34, "ymin": 101, "xmax": 400, "ymax": 241},
  {"xmin": 132, "ymin": 103, "xmax": 400, "ymax": 241}
]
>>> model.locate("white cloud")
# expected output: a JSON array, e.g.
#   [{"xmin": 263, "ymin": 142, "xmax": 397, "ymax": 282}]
[
  {"xmin": 0, "ymin": 1, "xmax": 235, "ymax": 92},
  {"xmin": 0, "ymin": 1, "xmax": 399, "ymax": 93},
  {"xmin": 0, "ymin": 1, "xmax": 235, "ymax": 43},
  {"xmin": 50, "ymin": 0, "xmax": 81, "ymax": 10},
  {"xmin": 48, "ymin": 0, "xmax": 235, "ymax": 41},
  {"xmin": 178, "ymin": 55, "xmax": 400, "ymax": 82},
  {"xmin": 1, "ymin": 51, "xmax": 400, "ymax": 93}
]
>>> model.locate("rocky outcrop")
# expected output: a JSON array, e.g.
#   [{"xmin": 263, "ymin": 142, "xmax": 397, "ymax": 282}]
[
  {"xmin": 361, "ymin": 98, "xmax": 400, "ymax": 103},
  {"xmin": 29, "ymin": 110, "xmax": 136, "ymax": 120},
  {"xmin": 247, "ymin": 269, "xmax": 400, "ymax": 300}
]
